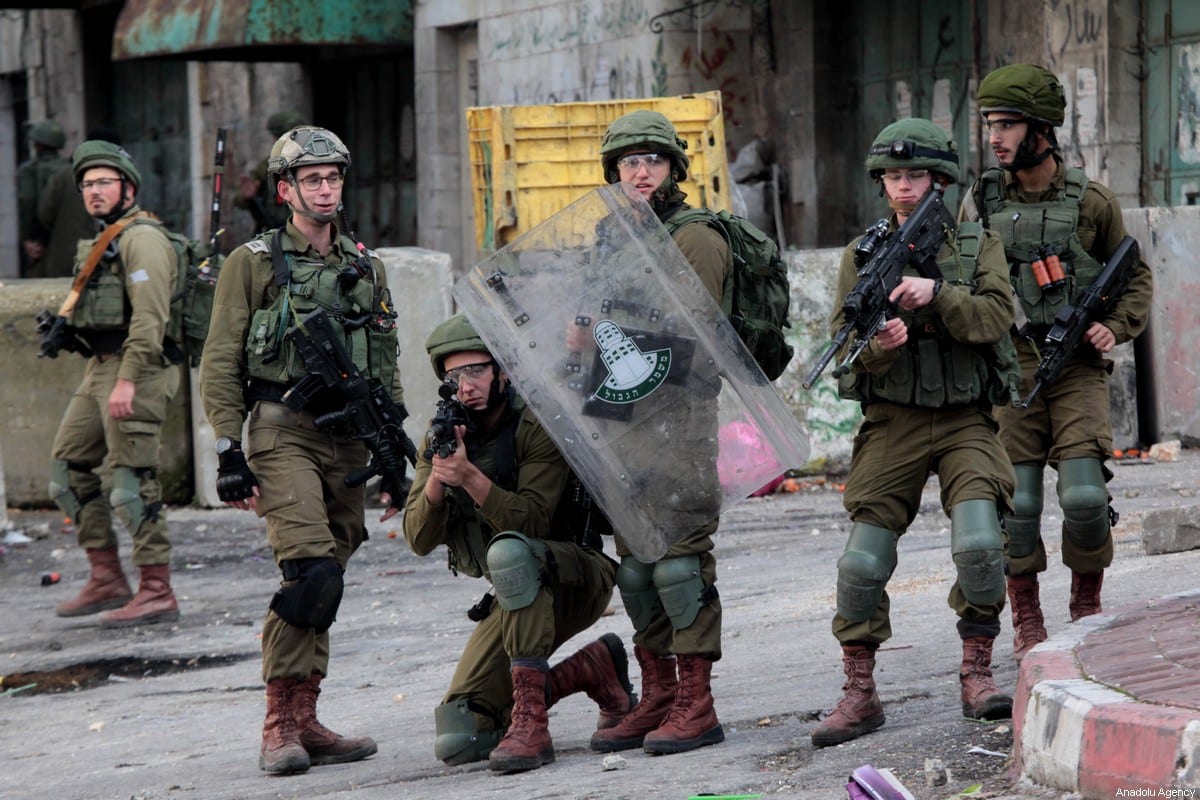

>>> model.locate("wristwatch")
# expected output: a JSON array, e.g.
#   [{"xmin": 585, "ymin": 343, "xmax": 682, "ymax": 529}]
[
  {"xmin": 215, "ymin": 436, "xmax": 239, "ymax": 455},
  {"xmin": 931, "ymin": 278, "xmax": 944, "ymax": 298}
]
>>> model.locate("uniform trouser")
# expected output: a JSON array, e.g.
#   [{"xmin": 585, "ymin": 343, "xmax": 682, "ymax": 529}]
[
  {"xmin": 615, "ymin": 519, "xmax": 722, "ymax": 660},
  {"xmin": 997, "ymin": 354, "xmax": 1114, "ymax": 576},
  {"xmin": 247, "ymin": 402, "xmax": 369, "ymax": 683},
  {"xmin": 445, "ymin": 542, "xmax": 616, "ymax": 732},
  {"xmin": 50, "ymin": 355, "xmax": 178, "ymax": 565},
  {"xmin": 833, "ymin": 403, "xmax": 1014, "ymax": 645}
]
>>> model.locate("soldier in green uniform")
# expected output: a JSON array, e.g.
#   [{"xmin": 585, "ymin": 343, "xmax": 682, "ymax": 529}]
[
  {"xmin": 199, "ymin": 126, "xmax": 387, "ymax": 774},
  {"xmin": 960, "ymin": 65, "xmax": 1153, "ymax": 661},
  {"xmin": 402, "ymin": 314, "xmax": 636, "ymax": 773},
  {"xmin": 235, "ymin": 110, "xmax": 306, "ymax": 233},
  {"xmin": 811, "ymin": 119, "xmax": 1018, "ymax": 748},
  {"xmin": 35, "ymin": 127, "xmax": 122, "ymax": 279},
  {"xmin": 48, "ymin": 141, "xmax": 182, "ymax": 627},
  {"xmin": 18, "ymin": 119, "xmax": 69, "ymax": 277},
  {"xmin": 583, "ymin": 110, "xmax": 731, "ymax": 757}
]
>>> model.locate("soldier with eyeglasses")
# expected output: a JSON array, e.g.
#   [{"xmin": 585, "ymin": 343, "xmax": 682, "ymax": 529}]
[
  {"xmin": 46, "ymin": 140, "xmax": 184, "ymax": 628},
  {"xmin": 199, "ymin": 126, "xmax": 399, "ymax": 774}
]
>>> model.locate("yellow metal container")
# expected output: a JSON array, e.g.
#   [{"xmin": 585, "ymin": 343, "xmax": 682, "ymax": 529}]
[{"xmin": 467, "ymin": 91, "xmax": 730, "ymax": 252}]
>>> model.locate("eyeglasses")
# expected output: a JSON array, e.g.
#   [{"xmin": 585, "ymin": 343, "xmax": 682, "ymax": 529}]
[
  {"xmin": 881, "ymin": 169, "xmax": 930, "ymax": 185},
  {"xmin": 78, "ymin": 177, "xmax": 120, "ymax": 192},
  {"xmin": 293, "ymin": 173, "xmax": 345, "ymax": 191},
  {"xmin": 983, "ymin": 118, "xmax": 1025, "ymax": 133},
  {"xmin": 443, "ymin": 360, "xmax": 494, "ymax": 383},
  {"xmin": 616, "ymin": 153, "xmax": 668, "ymax": 171}
]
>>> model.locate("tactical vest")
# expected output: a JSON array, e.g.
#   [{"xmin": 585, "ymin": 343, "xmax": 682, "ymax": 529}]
[
  {"xmin": 68, "ymin": 217, "xmax": 169, "ymax": 338},
  {"xmin": 243, "ymin": 229, "xmax": 398, "ymax": 391},
  {"xmin": 839, "ymin": 222, "xmax": 1018, "ymax": 408},
  {"xmin": 977, "ymin": 166, "xmax": 1105, "ymax": 330}
]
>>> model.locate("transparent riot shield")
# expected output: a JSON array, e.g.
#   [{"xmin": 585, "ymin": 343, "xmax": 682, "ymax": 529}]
[{"xmin": 455, "ymin": 183, "xmax": 810, "ymax": 562}]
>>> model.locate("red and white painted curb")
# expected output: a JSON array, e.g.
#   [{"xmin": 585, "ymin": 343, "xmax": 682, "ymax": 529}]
[{"xmin": 1011, "ymin": 592, "xmax": 1200, "ymax": 798}]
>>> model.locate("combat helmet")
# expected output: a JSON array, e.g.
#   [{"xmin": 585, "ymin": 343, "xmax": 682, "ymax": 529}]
[
  {"xmin": 267, "ymin": 126, "xmax": 350, "ymax": 185},
  {"xmin": 27, "ymin": 120, "xmax": 66, "ymax": 149},
  {"xmin": 425, "ymin": 314, "xmax": 489, "ymax": 379},
  {"xmin": 267, "ymin": 110, "xmax": 307, "ymax": 139},
  {"xmin": 600, "ymin": 110, "xmax": 690, "ymax": 183},
  {"xmin": 72, "ymin": 140, "xmax": 142, "ymax": 189},
  {"xmin": 977, "ymin": 64, "xmax": 1066, "ymax": 126},
  {"xmin": 865, "ymin": 118, "xmax": 959, "ymax": 183}
]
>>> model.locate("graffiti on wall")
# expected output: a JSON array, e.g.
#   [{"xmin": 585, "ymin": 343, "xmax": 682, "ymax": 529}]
[
  {"xmin": 481, "ymin": 0, "xmax": 753, "ymax": 130},
  {"xmin": 1046, "ymin": 0, "xmax": 1103, "ymax": 63}
]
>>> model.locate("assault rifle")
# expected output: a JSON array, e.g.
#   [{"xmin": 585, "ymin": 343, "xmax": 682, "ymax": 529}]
[
  {"xmin": 282, "ymin": 309, "xmax": 417, "ymax": 505},
  {"xmin": 423, "ymin": 378, "xmax": 471, "ymax": 460},
  {"xmin": 1019, "ymin": 235, "xmax": 1140, "ymax": 408},
  {"xmin": 802, "ymin": 186, "xmax": 953, "ymax": 389}
]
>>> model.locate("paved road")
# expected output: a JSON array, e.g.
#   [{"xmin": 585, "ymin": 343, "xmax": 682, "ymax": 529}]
[{"xmin": 1, "ymin": 450, "xmax": 1196, "ymax": 800}]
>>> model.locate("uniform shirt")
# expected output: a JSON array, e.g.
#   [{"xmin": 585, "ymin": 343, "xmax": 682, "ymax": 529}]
[
  {"xmin": 403, "ymin": 405, "xmax": 569, "ymax": 557},
  {"xmin": 93, "ymin": 205, "xmax": 176, "ymax": 380},
  {"xmin": 667, "ymin": 208, "xmax": 731, "ymax": 304},
  {"xmin": 834, "ymin": 218, "xmax": 1013, "ymax": 376},
  {"xmin": 960, "ymin": 160, "xmax": 1153, "ymax": 348},
  {"xmin": 199, "ymin": 220, "xmax": 404, "ymax": 441}
]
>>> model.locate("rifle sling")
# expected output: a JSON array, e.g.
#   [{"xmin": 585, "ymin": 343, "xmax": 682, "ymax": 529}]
[{"xmin": 57, "ymin": 214, "xmax": 146, "ymax": 318}]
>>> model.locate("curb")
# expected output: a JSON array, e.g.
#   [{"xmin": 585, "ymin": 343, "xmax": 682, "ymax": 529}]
[{"xmin": 1011, "ymin": 590, "xmax": 1200, "ymax": 797}]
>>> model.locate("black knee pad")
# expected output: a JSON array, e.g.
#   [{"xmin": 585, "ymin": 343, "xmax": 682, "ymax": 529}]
[{"xmin": 270, "ymin": 558, "xmax": 344, "ymax": 632}]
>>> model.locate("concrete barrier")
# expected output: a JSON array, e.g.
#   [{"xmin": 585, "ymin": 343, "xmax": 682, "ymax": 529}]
[
  {"xmin": 0, "ymin": 210, "xmax": 1181, "ymax": 507},
  {"xmin": 0, "ymin": 248, "xmax": 453, "ymax": 508}
]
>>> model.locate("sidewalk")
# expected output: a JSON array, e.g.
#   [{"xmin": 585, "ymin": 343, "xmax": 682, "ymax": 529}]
[{"xmin": 1013, "ymin": 589, "xmax": 1200, "ymax": 797}]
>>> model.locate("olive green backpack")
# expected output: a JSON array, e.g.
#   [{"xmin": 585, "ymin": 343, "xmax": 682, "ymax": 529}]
[{"xmin": 664, "ymin": 208, "xmax": 794, "ymax": 380}]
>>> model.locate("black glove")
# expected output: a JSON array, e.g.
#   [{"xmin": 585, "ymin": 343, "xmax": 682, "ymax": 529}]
[
  {"xmin": 217, "ymin": 445, "xmax": 260, "ymax": 503},
  {"xmin": 379, "ymin": 471, "xmax": 411, "ymax": 512}
]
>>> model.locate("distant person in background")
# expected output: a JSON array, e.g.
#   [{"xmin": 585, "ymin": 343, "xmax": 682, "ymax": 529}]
[
  {"xmin": 18, "ymin": 119, "xmax": 69, "ymax": 277},
  {"xmin": 34, "ymin": 127, "xmax": 123, "ymax": 279},
  {"xmin": 235, "ymin": 110, "xmax": 307, "ymax": 233}
]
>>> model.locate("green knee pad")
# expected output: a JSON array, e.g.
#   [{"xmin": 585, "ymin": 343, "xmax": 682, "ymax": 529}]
[
  {"xmin": 653, "ymin": 555, "xmax": 707, "ymax": 631},
  {"xmin": 486, "ymin": 531, "xmax": 546, "ymax": 611},
  {"xmin": 1057, "ymin": 458, "xmax": 1110, "ymax": 550},
  {"xmin": 1006, "ymin": 464, "xmax": 1044, "ymax": 559},
  {"xmin": 616, "ymin": 555, "xmax": 661, "ymax": 633},
  {"xmin": 48, "ymin": 459, "xmax": 81, "ymax": 520},
  {"xmin": 836, "ymin": 523, "xmax": 898, "ymax": 623},
  {"xmin": 109, "ymin": 466, "xmax": 147, "ymax": 534},
  {"xmin": 951, "ymin": 499, "xmax": 1005, "ymax": 605},
  {"xmin": 433, "ymin": 699, "xmax": 502, "ymax": 766}
]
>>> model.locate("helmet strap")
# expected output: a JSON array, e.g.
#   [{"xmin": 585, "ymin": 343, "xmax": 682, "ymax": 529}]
[
  {"xmin": 99, "ymin": 178, "xmax": 135, "ymax": 225},
  {"xmin": 286, "ymin": 172, "xmax": 338, "ymax": 224},
  {"xmin": 1004, "ymin": 122, "xmax": 1057, "ymax": 172}
]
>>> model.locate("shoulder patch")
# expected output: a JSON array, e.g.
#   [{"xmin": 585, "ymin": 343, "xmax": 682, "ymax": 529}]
[{"xmin": 243, "ymin": 239, "xmax": 270, "ymax": 255}]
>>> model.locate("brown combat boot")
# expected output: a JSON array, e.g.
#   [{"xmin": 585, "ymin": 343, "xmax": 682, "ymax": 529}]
[
  {"xmin": 1069, "ymin": 570, "xmax": 1104, "ymax": 621},
  {"xmin": 1008, "ymin": 574, "xmax": 1048, "ymax": 662},
  {"xmin": 293, "ymin": 673, "xmax": 377, "ymax": 766},
  {"xmin": 99, "ymin": 564, "xmax": 180, "ymax": 627},
  {"xmin": 960, "ymin": 636, "xmax": 1013, "ymax": 720},
  {"xmin": 811, "ymin": 644, "xmax": 886, "ymax": 748},
  {"xmin": 548, "ymin": 633, "xmax": 637, "ymax": 730},
  {"xmin": 55, "ymin": 547, "xmax": 132, "ymax": 617},
  {"xmin": 489, "ymin": 664, "xmax": 555, "ymax": 773},
  {"xmin": 260, "ymin": 678, "xmax": 311, "ymax": 773},
  {"xmin": 642, "ymin": 654, "xmax": 724, "ymax": 755},
  {"xmin": 590, "ymin": 646, "xmax": 678, "ymax": 752}
]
